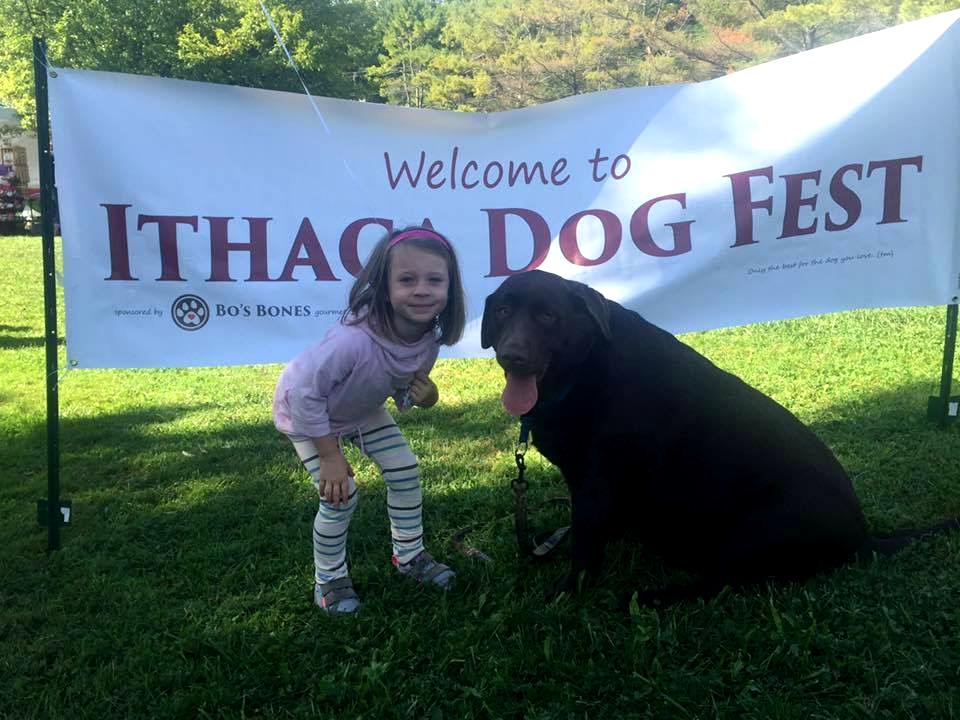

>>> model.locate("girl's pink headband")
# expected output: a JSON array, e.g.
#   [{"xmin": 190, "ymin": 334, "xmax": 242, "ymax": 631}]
[{"xmin": 387, "ymin": 229, "xmax": 452, "ymax": 251}]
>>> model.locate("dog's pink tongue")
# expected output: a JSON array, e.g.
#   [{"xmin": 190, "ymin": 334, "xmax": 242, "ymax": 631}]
[{"xmin": 502, "ymin": 373, "xmax": 538, "ymax": 416}]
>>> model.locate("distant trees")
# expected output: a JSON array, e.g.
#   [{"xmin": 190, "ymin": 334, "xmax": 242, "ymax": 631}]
[
  {"xmin": 367, "ymin": 0, "xmax": 446, "ymax": 107},
  {"xmin": 0, "ymin": 0, "xmax": 379, "ymax": 128},
  {"xmin": 177, "ymin": 0, "xmax": 380, "ymax": 99},
  {"xmin": 0, "ymin": 0, "xmax": 956, "ymax": 127},
  {"xmin": 634, "ymin": 0, "xmax": 957, "ymax": 78},
  {"xmin": 362, "ymin": 0, "xmax": 696, "ymax": 111},
  {"xmin": 366, "ymin": 0, "xmax": 959, "ymax": 110}
]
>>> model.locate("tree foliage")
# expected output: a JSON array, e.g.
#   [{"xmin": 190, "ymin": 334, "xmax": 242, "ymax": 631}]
[
  {"xmin": 638, "ymin": 0, "xmax": 959, "ymax": 78},
  {"xmin": 178, "ymin": 0, "xmax": 379, "ymax": 99},
  {"xmin": 367, "ymin": 0, "xmax": 446, "ymax": 107},
  {"xmin": 0, "ymin": 0, "xmax": 956, "ymax": 127},
  {"xmin": 0, "ymin": 0, "xmax": 379, "ymax": 129},
  {"xmin": 368, "ymin": 0, "xmax": 698, "ymax": 111},
  {"xmin": 368, "ymin": 0, "xmax": 959, "ymax": 110}
]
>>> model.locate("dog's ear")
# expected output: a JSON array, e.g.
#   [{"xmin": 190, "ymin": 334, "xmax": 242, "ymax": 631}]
[
  {"xmin": 480, "ymin": 291, "xmax": 498, "ymax": 349},
  {"xmin": 565, "ymin": 279, "xmax": 612, "ymax": 340}
]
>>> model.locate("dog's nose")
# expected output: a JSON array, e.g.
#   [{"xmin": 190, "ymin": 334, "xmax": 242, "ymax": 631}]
[{"xmin": 496, "ymin": 340, "xmax": 530, "ymax": 369}]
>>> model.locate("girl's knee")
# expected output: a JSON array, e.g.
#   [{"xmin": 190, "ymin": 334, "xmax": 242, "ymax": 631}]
[{"xmin": 317, "ymin": 488, "xmax": 359, "ymax": 517}]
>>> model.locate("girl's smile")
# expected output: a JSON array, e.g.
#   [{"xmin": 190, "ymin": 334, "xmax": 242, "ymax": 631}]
[{"xmin": 388, "ymin": 244, "xmax": 450, "ymax": 342}]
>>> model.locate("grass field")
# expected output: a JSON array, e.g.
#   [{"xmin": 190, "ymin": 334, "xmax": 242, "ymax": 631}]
[{"xmin": 2, "ymin": 234, "xmax": 960, "ymax": 719}]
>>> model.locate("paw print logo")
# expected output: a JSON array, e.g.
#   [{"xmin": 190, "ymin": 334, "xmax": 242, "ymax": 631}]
[{"xmin": 171, "ymin": 294, "xmax": 210, "ymax": 331}]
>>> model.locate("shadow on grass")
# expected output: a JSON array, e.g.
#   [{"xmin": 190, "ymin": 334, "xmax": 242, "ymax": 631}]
[
  {"xmin": 0, "ymin": 368, "xmax": 960, "ymax": 572},
  {"xmin": 3, "ymin": 402, "xmax": 282, "ymax": 495},
  {"xmin": 4, "ymin": 394, "xmax": 530, "ymax": 575},
  {"xmin": 7, "ymin": 373, "xmax": 959, "ymax": 589},
  {"xmin": 0, "ymin": 333, "xmax": 64, "ymax": 350},
  {"xmin": 805, "ymin": 379, "xmax": 960, "ymax": 528},
  {"xmin": 6, "ymin": 374, "xmax": 960, "ymax": 718},
  {"xmin": 7, "ymin": 374, "xmax": 960, "ymax": 563}
]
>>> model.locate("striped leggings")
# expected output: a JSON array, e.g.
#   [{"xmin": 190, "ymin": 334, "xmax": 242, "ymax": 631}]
[{"xmin": 287, "ymin": 407, "xmax": 425, "ymax": 584}]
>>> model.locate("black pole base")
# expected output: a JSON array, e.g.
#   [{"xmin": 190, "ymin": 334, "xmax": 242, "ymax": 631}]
[
  {"xmin": 927, "ymin": 396, "xmax": 960, "ymax": 425},
  {"xmin": 37, "ymin": 499, "xmax": 71, "ymax": 527},
  {"xmin": 929, "ymin": 304, "xmax": 959, "ymax": 428}
]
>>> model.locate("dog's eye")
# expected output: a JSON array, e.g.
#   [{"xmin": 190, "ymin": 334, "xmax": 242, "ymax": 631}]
[
  {"xmin": 537, "ymin": 311, "xmax": 556, "ymax": 326},
  {"xmin": 495, "ymin": 306, "xmax": 512, "ymax": 320}
]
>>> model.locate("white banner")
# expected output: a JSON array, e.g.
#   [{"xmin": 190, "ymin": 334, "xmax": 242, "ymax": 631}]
[{"xmin": 50, "ymin": 10, "xmax": 960, "ymax": 368}]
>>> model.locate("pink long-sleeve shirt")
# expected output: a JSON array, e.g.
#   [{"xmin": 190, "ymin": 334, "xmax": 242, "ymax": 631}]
[{"xmin": 273, "ymin": 317, "xmax": 440, "ymax": 438}]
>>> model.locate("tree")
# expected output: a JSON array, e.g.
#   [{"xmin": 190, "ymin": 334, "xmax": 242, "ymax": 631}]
[
  {"xmin": 748, "ymin": 0, "xmax": 898, "ymax": 54},
  {"xmin": 2, "ymin": 0, "xmax": 956, "ymax": 126},
  {"xmin": 178, "ymin": 0, "xmax": 381, "ymax": 100},
  {"xmin": 899, "ymin": 0, "xmax": 960, "ymax": 20},
  {"xmin": 636, "ymin": 0, "xmax": 959, "ymax": 80},
  {"xmin": 367, "ymin": 0, "xmax": 446, "ymax": 107},
  {"xmin": 0, "ymin": 0, "xmax": 381, "ymax": 129},
  {"xmin": 412, "ymin": 0, "xmax": 687, "ymax": 111},
  {"xmin": 0, "ymin": 0, "xmax": 195, "ymax": 127}
]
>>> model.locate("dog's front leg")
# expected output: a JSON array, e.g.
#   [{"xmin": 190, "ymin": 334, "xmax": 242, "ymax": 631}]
[{"xmin": 548, "ymin": 475, "xmax": 613, "ymax": 599}]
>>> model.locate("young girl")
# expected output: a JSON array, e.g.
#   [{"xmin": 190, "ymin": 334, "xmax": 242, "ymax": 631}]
[{"xmin": 273, "ymin": 226, "xmax": 466, "ymax": 614}]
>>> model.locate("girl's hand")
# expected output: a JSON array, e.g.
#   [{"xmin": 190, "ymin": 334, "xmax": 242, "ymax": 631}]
[
  {"xmin": 319, "ymin": 452, "xmax": 354, "ymax": 508},
  {"xmin": 409, "ymin": 371, "xmax": 439, "ymax": 408}
]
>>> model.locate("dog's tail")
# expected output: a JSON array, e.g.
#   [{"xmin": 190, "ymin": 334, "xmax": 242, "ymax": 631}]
[{"xmin": 856, "ymin": 517, "xmax": 960, "ymax": 560}]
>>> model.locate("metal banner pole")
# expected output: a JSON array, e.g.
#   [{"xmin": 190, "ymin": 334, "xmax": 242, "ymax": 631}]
[
  {"xmin": 928, "ymin": 303, "xmax": 959, "ymax": 428},
  {"xmin": 33, "ymin": 37, "xmax": 67, "ymax": 550}
]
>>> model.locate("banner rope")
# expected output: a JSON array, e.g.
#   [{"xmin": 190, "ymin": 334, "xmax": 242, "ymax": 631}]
[
  {"xmin": 49, "ymin": 362, "xmax": 74, "ymax": 386},
  {"xmin": 257, "ymin": 1, "xmax": 330, "ymax": 134},
  {"xmin": 38, "ymin": 46, "xmax": 55, "ymax": 76},
  {"xmin": 19, "ymin": 1, "xmax": 57, "ymax": 75},
  {"xmin": 256, "ymin": 2, "xmax": 358, "ymax": 181}
]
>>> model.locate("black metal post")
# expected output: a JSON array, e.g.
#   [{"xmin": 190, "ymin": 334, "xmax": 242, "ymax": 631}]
[
  {"xmin": 928, "ymin": 303, "xmax": 959, "ymax": 427},
  {"xmin": 937, "ymin": 304, "xmax": 959, "ymax": 427},
  {"xmin": 33, "ymin": 37, "xmax": 62, "ymax": 550}
]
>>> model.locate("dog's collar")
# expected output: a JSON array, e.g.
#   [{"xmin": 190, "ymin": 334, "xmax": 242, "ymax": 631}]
[
  {"xmin": 518, "ymin": 414, "xmax": 535, "ymax": 444},
  {"xmin": 520, "ymin": 372, "xmax": 574, "ymax": 426},
  {"xmin": 518, "ymin": 376, "xmax": 576, "ymax": 433}
]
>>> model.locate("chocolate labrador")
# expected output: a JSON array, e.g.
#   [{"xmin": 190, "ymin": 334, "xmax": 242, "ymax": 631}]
[{"xmin": 481, "ymin": 269, "xmax": 958, "ymax": 606}]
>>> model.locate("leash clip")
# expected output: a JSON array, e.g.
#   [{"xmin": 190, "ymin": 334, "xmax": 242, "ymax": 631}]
[
  {"xmin": 512, "ymin": 443, "xmax": 527, "ymax": 492},
  {"xmin": 514, "ymin": 439, "xmax": 527, "ymax": 467},
  {"xmin": 513, "ymin": 415, "xmax": 530, "ymax": 486}
]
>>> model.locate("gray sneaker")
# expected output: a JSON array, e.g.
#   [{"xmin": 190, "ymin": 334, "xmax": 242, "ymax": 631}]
[
  {"xmin": 314, "ymin": 576, "xmax": 361, "ymax": 614},
  {"xmin": 393, "ymin": 550, "xmax": 455, "ymax": 588}
]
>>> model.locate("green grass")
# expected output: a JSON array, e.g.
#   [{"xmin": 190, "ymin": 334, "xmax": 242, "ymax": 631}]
[{"xmin": 3, "ymin": 234, "xmax": 960, "ymax": 719}]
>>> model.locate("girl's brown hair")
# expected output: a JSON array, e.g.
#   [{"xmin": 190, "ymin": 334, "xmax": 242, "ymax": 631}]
[{"xmin": 343, "ymin": 226, "xmax": 466, "ymax": 345}]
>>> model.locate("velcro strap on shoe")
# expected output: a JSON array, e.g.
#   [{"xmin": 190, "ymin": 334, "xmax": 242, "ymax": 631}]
[
  {"xmin": 322, "ymin": 576, "xmax": 358, "ymax": 603},
  {"xmin": 420, "ymin": 562, "xmax": 453, "ymax": 584}
]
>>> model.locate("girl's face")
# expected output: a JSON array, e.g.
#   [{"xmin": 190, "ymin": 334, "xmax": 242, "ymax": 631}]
[{"xmin": 387, "ymin": 243, "xmax": 450, "ymax": 342}]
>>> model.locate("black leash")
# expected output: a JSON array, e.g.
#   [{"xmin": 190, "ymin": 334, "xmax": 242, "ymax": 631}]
[
  {"xmin": 512, "ymin": 416, "xmax": 533, "ymax": 555},
  {"xmin": 449, "ymin": 414, "xmax": 570, "ymax": 563},
  {"xmin": 513, "ymin": 415, "xmax": 570, "ymax": 558}
]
